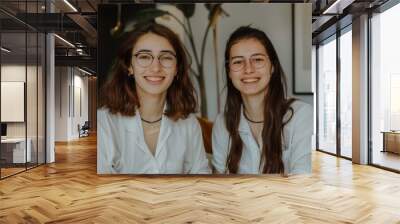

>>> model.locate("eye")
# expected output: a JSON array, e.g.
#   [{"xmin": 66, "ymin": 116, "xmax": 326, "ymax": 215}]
[
  {"xmin": 160, "ymin": 55, "xmax": 174, "ymax": 61},
  {"xmin": 253, "ymin": 57, "xmax": 265, "ymax": 62},
  {"xmin": 232, "ymin": 59, "xmax": 244, "ymax": 65},
  {"xmin": 137, "ymin": 54, "xmax": 152, "ymax": 60}
]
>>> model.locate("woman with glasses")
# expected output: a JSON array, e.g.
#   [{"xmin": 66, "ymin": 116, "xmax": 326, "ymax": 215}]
[
  {"xmin": 98, "ymin": 23, "xmax": 211, "ymax": 174},
  {"xmin": 212, "ymin": 26, "xmax": 312, "ymax": 175}
]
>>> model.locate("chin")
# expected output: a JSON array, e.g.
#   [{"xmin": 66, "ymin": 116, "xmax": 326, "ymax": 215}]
[
  {"xmin": 239, "ymin": 86, "xmax": 266, "ymax": 96},
  {"xmin": 241, "ymin": 90, "xmax": 263, "ymax": 97},
  {"xmin": 143, "ymin": 88, "xmax": 169, "ymax": 96},
  {"xmin": 136, "ymin": 83, "xmax": 169, "ymax": 96}
]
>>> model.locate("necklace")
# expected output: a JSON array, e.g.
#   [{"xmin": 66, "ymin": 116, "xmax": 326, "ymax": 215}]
[
  {"xmin": 141, "ymin": 117, "xmax": 162, "ymax": 124},
  {"xmin": 243, "ymin": 111, "xmax": 264, "ymax": 124}
]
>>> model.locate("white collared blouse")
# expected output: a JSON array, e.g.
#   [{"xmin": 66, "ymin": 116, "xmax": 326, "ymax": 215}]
[
  {"xmin": 211, "ymin": 100, "xmax": 313, "ymax": 175},
  {"xmin": 97, "ymin": 108, "xmax": 211, "ymax": 174}
]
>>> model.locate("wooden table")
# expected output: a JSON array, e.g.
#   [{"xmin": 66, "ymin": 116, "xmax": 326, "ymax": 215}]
[{"xmin": 381, "ymin": 131, "xmax": 400, "ymax": 154}]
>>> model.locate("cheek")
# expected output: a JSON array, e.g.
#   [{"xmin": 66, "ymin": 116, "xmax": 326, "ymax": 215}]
[
  {"xmin": 261, "ymin": 65, "xmax": 273, "ymax": 79},
  {"xmin": 133, "ymin": 66, "xmax": 146, "ymax": 75},
  {"xmin": 228, "ymin": 71, "xmax": 239, "ymax": 81},
  {"xmin": 171, "ymin": 67, "xmax": 177, "ymax": 77},
  {"xmin": 165, "ymin": 67, "xmax": 177, "ymax": 79}
]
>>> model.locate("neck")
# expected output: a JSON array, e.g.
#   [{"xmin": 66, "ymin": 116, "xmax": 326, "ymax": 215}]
[
  {"xmin": 242, "ymin": 92, "xmax": 265, "ymax": 122},
  {"xmin": 137, "ymin": 91, "xmax": 166, "ymax": 121}
]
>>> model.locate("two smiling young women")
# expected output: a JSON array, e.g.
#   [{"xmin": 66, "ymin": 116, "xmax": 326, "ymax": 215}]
[{"xmin": 98, "ymin": 23, "xmax": 312, "ymax": 175}]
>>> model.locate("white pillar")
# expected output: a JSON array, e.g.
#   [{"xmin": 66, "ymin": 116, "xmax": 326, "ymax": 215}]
[
  {"xmin": 352, "ymin": 14, "xmax": 369, "ymax": 164},
  {"xmin": 46, "ymin": 1, "xmax": 55, "ymax": 163}
]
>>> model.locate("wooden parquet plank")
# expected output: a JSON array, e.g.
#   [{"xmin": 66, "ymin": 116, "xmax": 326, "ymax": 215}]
[{"xmin": 1, "ymin": 135, "xmax": 400, "ymax": 223}]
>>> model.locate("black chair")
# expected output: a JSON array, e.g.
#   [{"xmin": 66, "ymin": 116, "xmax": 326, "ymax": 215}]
[{"xmin": 79, "ymin": 121, "xmax": 90, "ymax": 138}]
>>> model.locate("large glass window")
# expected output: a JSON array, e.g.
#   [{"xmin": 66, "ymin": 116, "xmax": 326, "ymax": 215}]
[
  {"xmin": 371, "ymin": 2, "xmax": 400, "ymax": 171},
  {"xmin": 339, "ymin": 27, "xmax": 352, "ymax": 158},
  {"xmin": 317, "ymin": 36, "xmax": 337, "ymax": 155}
]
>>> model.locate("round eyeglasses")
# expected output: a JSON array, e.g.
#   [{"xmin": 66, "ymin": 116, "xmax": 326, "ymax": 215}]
[
  {"xmin": 133, "ymin": 52, "xmax": 177, "ymax": 68},
  {"xmin": 228, "ymin": 54, "xmax": 268, "ymax": 72}
]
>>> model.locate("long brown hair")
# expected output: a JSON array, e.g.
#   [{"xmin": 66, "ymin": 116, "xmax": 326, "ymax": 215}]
[
  {"xmin": 99, "ymin": 23, "xmax": 197, "ymax": 120},
  {"xmin": 224, "ymin": 26, "xmax": 295, "ymax": 174}
]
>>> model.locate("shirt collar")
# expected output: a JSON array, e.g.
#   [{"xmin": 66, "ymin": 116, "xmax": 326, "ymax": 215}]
[{"xmin": 124, "ymin": 102, "xmax": 171, "ymax": 132}]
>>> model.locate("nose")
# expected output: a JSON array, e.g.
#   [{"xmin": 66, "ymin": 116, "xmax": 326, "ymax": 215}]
[
  {"xmin": 244, "ymin": 58, "xmax": 254, "ymax": 74},
  {"xmin": 150, "ymin": 57, "xmax": 161, "ymax": 72}
]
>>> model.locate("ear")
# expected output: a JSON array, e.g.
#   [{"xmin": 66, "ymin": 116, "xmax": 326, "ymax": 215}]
[
  {"xmin": 271, "ymin": 65, "xmax": 275, "ymax": 74},
  {"xmin": 128, "ymin": 64, "xmax": 134, "ymax": 76},
  {"xmin": 228, "ymin": 69, "xmax": 233, "ymax": 79}
]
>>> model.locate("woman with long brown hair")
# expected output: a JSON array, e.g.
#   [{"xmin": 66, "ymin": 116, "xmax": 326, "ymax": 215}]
[
  {"xmin": 212, "ymin": 26, "xmax": 312, "ymax": 175},
  {"xmin": 97, "ymin": 23, "xmax": 210, "ymax": 174}
]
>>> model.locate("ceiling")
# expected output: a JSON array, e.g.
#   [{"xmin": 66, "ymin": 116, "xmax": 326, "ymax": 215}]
[{"xmin": 0, "ymin": 0, "xmax": 392, "ymax": 75}]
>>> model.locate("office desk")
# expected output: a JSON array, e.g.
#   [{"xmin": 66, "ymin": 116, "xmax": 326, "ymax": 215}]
[{"xmin": 1, "ymin": 138, "xmax": 32, "ymax": 163}]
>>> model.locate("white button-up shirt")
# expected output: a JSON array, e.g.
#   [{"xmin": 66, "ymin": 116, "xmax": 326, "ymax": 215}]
[
  {"xmin": 212, "ymin": 101, "xmax": 313, "ymax": 175},
  {"xmin": 97, "ymin": 108, "xmax": 211, "ymax": 174}
]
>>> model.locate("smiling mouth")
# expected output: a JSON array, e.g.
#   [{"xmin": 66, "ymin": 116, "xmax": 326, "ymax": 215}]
[
  {"xmin": 144, "ymin": 76, "xmax": 165, "ymax": 83},
  {"xmin": 241, "ymin": 78, "xmax": 260, "ymax": 83}
]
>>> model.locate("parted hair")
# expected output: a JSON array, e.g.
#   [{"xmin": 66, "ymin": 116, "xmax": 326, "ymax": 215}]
[
  {"xmin": 224, "ymin": 26, "xmax": 295, "ymax": 174},
  {"xmin": 99, "ymin": 23, "xmax": 197, "ymax": 120}
]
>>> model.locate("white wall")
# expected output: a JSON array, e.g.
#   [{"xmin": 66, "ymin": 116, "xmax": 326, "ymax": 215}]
[
  {"xmin": 55, "ymin": 67, "xmax": 89, "ymax": 141},
  {"xmin": 1, "ymin": 65, "xmax": 38, "ymax": 137},
  {"xmin": 55, "ymin": 67, "xmax": 67, "ymax": 141},
  {"xmin": 1, "ymin": 63, "xmax": 46, "ymax": 163},
  {"xmin": 181, "ymin": 3, "xmax": 312, "ymax": 120}
]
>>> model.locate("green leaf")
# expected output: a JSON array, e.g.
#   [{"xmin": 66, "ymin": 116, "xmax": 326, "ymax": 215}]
[
  {"xmin": 123, "ymin": 8, "xmax": 169, "ymax": 34},
  {"xmin": 174, "ymin": 3, "xmax": 196, "ymax": 18}
]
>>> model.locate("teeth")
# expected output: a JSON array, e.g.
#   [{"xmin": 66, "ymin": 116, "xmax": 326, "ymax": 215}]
[
  {"xmin": 145, "ymin": 76, "xmax": 164, "ymax": 82},
  {"xmin": 242, "ymin": 78, "xmax": 259, "ymax": 83}
]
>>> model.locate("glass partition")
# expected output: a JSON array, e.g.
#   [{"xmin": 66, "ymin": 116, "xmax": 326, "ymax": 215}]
[
  {"xmin": 0, "ymin": 1, "xmax": 46, "ymax": 179},
  {"xmin": 317, "ymin": 35, "xmax": 337, "ymax": 155},
  {"xmin": 1, "ymin": 31, "xmax": 28, "ymax": 177}
]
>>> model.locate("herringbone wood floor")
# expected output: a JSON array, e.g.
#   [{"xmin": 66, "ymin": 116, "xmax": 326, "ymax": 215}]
[{"xmin": 1, "ymin": 135, "xmax": 400, "ymax": 223}]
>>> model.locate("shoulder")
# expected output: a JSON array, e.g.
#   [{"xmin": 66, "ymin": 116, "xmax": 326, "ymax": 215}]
[
  {"xmin": 213, "ymin": 113, "xmax": 226, "ymax": 129},
  {"xmin": 285, "ymin": 100, "xmax": 313, "ymax": 125},
  {"xmin": 173, "ymin": 113, "xmax": 201, "ymax": 130},
  {"xmin": 97, "ymin": 107, "xmax": 134, "ymax": 125},
  {"xmin": 292, "ymin": 100, "xmax": 312, "ymax": 112},
  {"xmin": 97, "ymin": 107, "xmax": 113, "ymax": 123},
  {"xmin": 212, "ymin": 113, "xmax": 229, "ymax": 137},
  {"xmin": 293, "ymin": 100, "xmax": 313, "ymax": 122}
]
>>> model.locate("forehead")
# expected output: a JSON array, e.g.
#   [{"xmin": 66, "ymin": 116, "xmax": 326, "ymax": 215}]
[
  {"xmin": 133, "ymin": 32, "xmax": 175, "ymax": 53},
  {"xmin": 230, "ymin": 38, "xmax": 267, "ymax": 57}
]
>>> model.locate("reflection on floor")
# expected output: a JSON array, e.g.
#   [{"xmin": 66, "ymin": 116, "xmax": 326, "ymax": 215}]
[
  {"xmin": 373, "ymin": 150, "xmax": 400, "ymax": 171},
  {"xmin": 0, "ymin": 162, "xmax": 40, "ymax": 178},
  {"xmin": 0, "ymin": 167, "xmax": 25, "ymax": 177}
]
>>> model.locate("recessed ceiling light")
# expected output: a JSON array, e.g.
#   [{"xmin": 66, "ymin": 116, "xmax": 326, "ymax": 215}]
[
  {"xmin": 77, "ymin": 67, "xmax": 93, "ymax": 76},
  {"xmin": 54, "ymin": 34, "xmax": 75, "ymax": 48},
  {"xmin": 1, "ymin": 47, "xmax": 11, "ymax": 53},
  {"xmin": 63, "ymin": 0, "xmax": 78, "ymax": 12},
  {"xmin": 322, "ymin": 0, "xmax": 354, "ymax": 15}
]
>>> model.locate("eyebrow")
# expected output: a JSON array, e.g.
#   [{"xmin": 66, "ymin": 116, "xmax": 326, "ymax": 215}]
[
  {"xmin": 135, "ymin": 49, "xmax": 176, "ymax": 55},
  {"xmin": 230, "ymin": 56, "xmax": 245, "ymax": 60},
  {"xmin": 251, "ymin": 53, "xmax": 267, "ymax": 57},
  {"xmin": 231, "ymin": 53, "xmax": 267, "ymax": 59},
  {"xmin": 135, "ymin": 49, "xmax": 151, "ymax": 54},
  {"xmin": 160, "ymin": 50, "xmax": 176, "ymax": 55}
]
